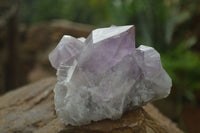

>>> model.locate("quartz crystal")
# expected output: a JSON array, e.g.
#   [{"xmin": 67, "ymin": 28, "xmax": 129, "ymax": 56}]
[{"xmin": 49, "ymin": 25, "xmax": 172, "ymax": 126}]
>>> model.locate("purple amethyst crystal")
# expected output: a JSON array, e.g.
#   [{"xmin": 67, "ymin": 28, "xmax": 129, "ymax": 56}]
[
  {"xmin": 49, "ymin": 35, "xmax": 84, "ymax": 69},
  {"xmin": 49, "ymin": 25, "xmax": 172, "ymax": 126}
]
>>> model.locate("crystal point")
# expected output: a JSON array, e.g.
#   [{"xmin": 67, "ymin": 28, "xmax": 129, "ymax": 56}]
[
  {"xmin": 79, "ymin": 25, "xmax": 135, "ymax": 76},
  {"xmin": 49, "ymin": 35, "xmax": 84, "ymax": 69}
]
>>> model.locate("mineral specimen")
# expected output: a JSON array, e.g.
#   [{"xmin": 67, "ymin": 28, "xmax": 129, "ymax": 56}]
[{"xmin": 49, "ymin": 25, "xmax": 172, "ymax": 126}]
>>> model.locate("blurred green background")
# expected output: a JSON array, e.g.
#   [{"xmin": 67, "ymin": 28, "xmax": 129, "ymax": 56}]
[{"xmin": 1, "ymin": 0, "xmax": 200, "ymax": 132}]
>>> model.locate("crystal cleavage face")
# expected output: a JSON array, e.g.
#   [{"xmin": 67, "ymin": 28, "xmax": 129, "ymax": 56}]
[{"xmin": 49, "ymin": 25, "xmax": 172, "ymax": 126}]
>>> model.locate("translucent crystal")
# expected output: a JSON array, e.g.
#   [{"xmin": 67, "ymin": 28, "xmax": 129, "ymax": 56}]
[
  {"xmin": 49, "ymin": 25, "xmax": 172, "ymax": 126},
  {"xmin": 49, "ymin": 35, "xmax": 84, "ymax": 69}
]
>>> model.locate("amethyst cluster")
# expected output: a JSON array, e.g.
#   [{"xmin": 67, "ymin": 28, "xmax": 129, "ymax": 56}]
[{"xmin": 49, "ymin": 25, "xmax": 172, "ymax": 126}]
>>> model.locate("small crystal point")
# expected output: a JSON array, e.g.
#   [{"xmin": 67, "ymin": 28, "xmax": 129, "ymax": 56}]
[
  {"xmin": 49, "ymin": 25, "xmax": 172, "ymax": 126},
  {"xmin": 49, "ymin": 35, "xmax": 84, "ymax": 69}
]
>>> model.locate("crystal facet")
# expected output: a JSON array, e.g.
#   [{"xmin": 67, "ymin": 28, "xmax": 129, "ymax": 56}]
[
  {"xmin": 49, "ymin": 35, "xmax": 84, "ymax": 69},
  {"xmin": 49, "ymin": 25, "xmax": 172, "ymax": 126}
]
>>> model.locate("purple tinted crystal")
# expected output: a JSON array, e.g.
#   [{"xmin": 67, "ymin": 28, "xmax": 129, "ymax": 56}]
[
  {"xmin": 49, "ymin": 25, "xmax": 172, "ymax": 126},
  {"xmin": 49, "ymin": 35, "xmax": 84, "ymax": 69},
  {"xmin": 79, "ymin": 25, "xmax": 135, "ymax": 75}
]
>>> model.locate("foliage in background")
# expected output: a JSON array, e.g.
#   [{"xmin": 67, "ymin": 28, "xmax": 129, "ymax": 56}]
[
  {"xmin": 162, "ymin": 39, "xmax": 200, "ymax": 103},
  {"xmin": 20, "ymin": 0, "xmax": 109, "ymax": 25},
  {"xmin": 20, "ymin": 0, "xmax": 199, "ymax": 49},
  {"xmin": 20, "ymin": 0, "xmax": 200, "ymax": 105}
]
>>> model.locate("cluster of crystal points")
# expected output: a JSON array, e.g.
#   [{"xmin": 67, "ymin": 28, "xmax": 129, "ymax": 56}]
[{"xmin": 49, "ymin": 25, "xmax": 172, "ymax": 126}]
